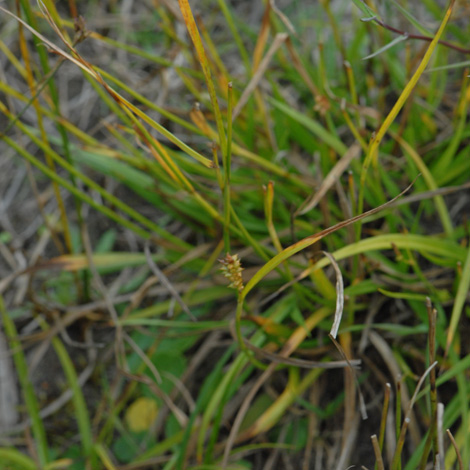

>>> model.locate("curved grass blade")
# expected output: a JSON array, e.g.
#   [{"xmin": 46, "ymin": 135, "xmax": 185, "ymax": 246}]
[
  {"xmin": 253, "ymin": 232, "xmax": 466, "ymax": 304},
  {"xmin": 241, "ymin": 181, "xmax": 414, "ymax": 300},
  {"xmin": 238, "ymin": 367, "xmax": 324, "ymax": 444},
  {"xmin": 0, "ymin": 449, "xmax": 37, "ymax": 470}
]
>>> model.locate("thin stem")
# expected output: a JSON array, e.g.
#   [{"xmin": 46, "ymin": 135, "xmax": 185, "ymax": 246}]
[
  {"xmin": 223, "ymin": 83, "xmax": 233, "ymax": 254},
  {"xmin": 373, "ymin": 17, "xmax": 470, "ymax": 55}
]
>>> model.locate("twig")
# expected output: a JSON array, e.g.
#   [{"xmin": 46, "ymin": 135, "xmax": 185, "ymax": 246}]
[{"xmin": 368, "ymin": 13, "xmax": 470, "ymax": 55}]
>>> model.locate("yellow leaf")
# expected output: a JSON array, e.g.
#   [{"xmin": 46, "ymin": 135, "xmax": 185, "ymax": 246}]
[{"xmin": 125, "ymin": 397, "xmax": 158, "ymax": 433}]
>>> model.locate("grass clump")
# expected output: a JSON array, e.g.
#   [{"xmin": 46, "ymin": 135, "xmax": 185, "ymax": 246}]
[{"xmin": 0, "ymin": 0, "xmax": 469, "ymax": 468}]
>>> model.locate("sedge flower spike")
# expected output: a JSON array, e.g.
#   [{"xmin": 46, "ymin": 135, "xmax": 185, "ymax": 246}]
[{"xmin": 219, "ymin": 253, "xmax": 244, "ymax": 293}]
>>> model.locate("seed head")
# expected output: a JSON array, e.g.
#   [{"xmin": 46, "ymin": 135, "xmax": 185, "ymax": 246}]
[{"xmin": 219, "ymin": 253, "xmax": 244, "ymax": 293}]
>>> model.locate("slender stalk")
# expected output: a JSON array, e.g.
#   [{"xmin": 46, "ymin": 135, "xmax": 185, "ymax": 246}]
[{"xmin": 223, "ymin": 83, "xmax": 233, "ymax": 253}]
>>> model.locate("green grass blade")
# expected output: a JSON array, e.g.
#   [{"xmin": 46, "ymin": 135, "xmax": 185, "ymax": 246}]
[
  {"xmin": 351, "ymin": 0, "xmax": 380, "ymax": 19},
  {"xmin": 0, "ymin": 449, "xmax": 38, "ymax": 470},
  {"xmin": 46, "ymin": 327, "xmax": 96, "ymax": 465},
  {"xmin": 445, "ymin": 244, "xmax": 470, "ymax": 354},
  {"xmin": 241, "ymin": 188, "xmax": 415, "ymax": 300},
  {"xmin": 395, "ymin": 134, "xmax": 453, "ymax": 237},
  {"xmin": 267, "ymin": 97, "xmax": 348, "ymax": 156},
  {"xmin": 360, "ymin": 1, "xmax": 455, "ymax": 211},
  {"xmin": 390, "ymin": 0, "xmax": 432, "ymax": 35},
  {"xmin": 0, "ymin": 110, "xmax": 189, "ymax": 248},
  {"xmin": 1, "ymin": 134, "xmax": 150, "ymax": 240},
  {"xmin": 0, "ymin": 295, "xmax": 49, "ymax": 467}
]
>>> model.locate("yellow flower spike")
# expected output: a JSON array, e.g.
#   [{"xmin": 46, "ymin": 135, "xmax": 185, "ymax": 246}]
[{"xmin": 219, "ymin": 253, "xmax": 244, "ymax": 293}]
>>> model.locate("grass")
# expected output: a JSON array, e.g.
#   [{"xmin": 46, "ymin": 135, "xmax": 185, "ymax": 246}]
[{"xmin": 0, "ymin": 0, "xmax": 469, "ymax": 468}]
